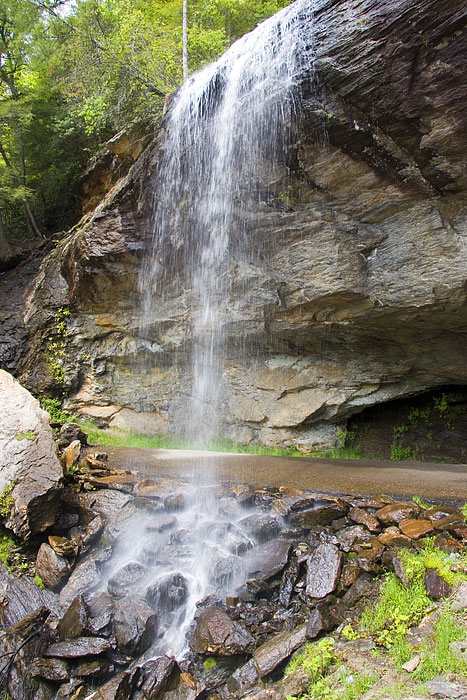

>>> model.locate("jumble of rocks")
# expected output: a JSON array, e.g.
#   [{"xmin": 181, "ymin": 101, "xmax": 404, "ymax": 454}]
[{"xmin": 1, "ymin": 427, "xmax": 467, "ymax": 700}]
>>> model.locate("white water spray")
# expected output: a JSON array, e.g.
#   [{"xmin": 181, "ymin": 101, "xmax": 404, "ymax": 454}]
[{"xmin": 133, "ymin": 0, "xmax": 317, "ymax": 657}]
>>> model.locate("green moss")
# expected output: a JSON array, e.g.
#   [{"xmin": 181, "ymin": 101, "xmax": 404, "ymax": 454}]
[
  {"xmin": 15, "ymin": 431, "xmax": 36, "ymax": 441},
  {"xmin": 33, "ymin": 572, "xmax": 45, "ymax": 590},
  {"xmin": 203, "ymin": 657, "xmax": 216, "ymax": 670},
  {"xmin": 0, "ymin": 534, "xmax": 17, "ymax": 571},
  {"xmin": 0, "ymin": 481, "xmax": 15, "ymax": 518}
]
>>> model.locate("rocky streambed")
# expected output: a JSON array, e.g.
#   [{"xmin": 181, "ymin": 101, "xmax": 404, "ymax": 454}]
[
  {"xmin": 3, "ymin": 433, "xmax": 467, "ymax": 700},
  {"xmin": 1, "ymin": 370, "xmax": 467, "ymax": 700}
]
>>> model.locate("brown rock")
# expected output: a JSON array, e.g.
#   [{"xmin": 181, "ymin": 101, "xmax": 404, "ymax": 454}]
[
  {"xmin": 375, "ymin": 503, "xmax": 420, "ymax": 525},
  {"xmin": 48, "ymin": 535, "xmax": 78, "ymax": 557},
  {"xmin": 243, "ymin": 540, "xmax": 292, "ymax": 580},
  {"xmin": 424, "ymin": 568, "xmax": 452, "ymax": 599},
  {"xmin": 190, "ymin": 606, "xmax": 255, "ymax": 655},
  {"xmin": 306, "ymin": 543, "xmax": 343, "ymax": 599},
  {"xmin": 349, "ymin": 507, "xmax": 380, "ymax": 532},
  {"xmin": 253, "ymin": 624, "xmax": 307, "ymax": 677},
  {"xmin": 426, "ymin": 506, "xmax": 462, "ymax": 523},
  {"xmin": 433, "ymin": 513, "xmax": 464, "ymax": 530},
  {"xmin": 434, "ymin": 533, "xmax": 464, "ymax": 554},
  {"xmin": 36, "ymin": 543, "xmax": 71, "ymax": 590},
  {"xmin": 289, "ymin": 499, "xmax": 347, "ymax": 528},
  {"xmin": 56, "ymin": 596, "xmax": 89, "ymax": 640},
  {"xmin": 62, "ymin": 440, "xmax": 82, "ymax": 470},
  {"xmin": 399, "ymin": 518, "xmax": 434, "ymax": 539},
  {"xmin": 45, "ymin": 637, "xmax": 111, "ymax": 658},
  {"xmin": 138, "ymin": 657, "xmax": 180, "ymax": 699},
  {"xmin": 93, "ymin": 669, "xmax": 139, "ymax": 700},
  {"xmin": 74, "ymin": 659, "xmax": 113, "ymax": 678},
  {"xmin": 340, "ymin": 561, "xmax": 360, "ymax": 588},
  {"xmin": 378, "ymin": 527, "xmax": 413, "ymax": 548},
  {"xmin": 30, "ymin": 657, "xmax": 70, "ymax": 682},
  {"xmin": 113, "ymin": 596, "xmax": 157, "ymax": 657}
]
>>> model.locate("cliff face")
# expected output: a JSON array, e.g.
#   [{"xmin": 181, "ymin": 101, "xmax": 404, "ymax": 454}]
[{"xmin": 5, "ymin": 0, "xmax": 467, "ymax": 450}]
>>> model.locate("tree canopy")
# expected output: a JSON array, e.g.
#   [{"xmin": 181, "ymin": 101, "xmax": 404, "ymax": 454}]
[{"xmin": 0, "ymin": 0, "xmax": 291, "ymax": 252}]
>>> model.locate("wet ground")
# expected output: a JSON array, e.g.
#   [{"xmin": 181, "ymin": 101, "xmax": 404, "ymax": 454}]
[{"xmin": 96, "ymin": 447, "xmax": 467, "ymax": 502}]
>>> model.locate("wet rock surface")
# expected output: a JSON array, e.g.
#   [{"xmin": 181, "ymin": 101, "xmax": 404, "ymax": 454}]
[
  {"xmin": 1, "ymin": 465, "xmax": 467, "ymax": 700},
  {"xmin": 2, "ymin": 0, "xmax": 465, "ymax": 456}
]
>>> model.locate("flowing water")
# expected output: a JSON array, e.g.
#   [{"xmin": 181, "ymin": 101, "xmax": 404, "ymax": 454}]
[{"xmin": 130, "ymin": 0, "xmax": 317, "ymax": 656}]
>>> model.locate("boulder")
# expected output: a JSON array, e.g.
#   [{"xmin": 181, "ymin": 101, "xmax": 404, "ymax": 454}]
[
  {"xmin": 238, "ymin": 514, "xmax": 282, "ymax": 542},
  {"xmin": 375, "ymin": 504, "xmax": 420, "ymax": 526},
  {"xmin": 93, "ymin": 669, "xmax": 140, "ymax": 700},
  {"xmin": 306, "ymin": 543, "xmax": 343, "ymax": 599},
  {"xmin": 56, "ymin": 596, "xmax": 89, "ymax": 640},
  {"xmin": 59, "ymin": 546, "xmax": 112, "ymax": 608},
  {"xmin": 30, "ymin": 657, "xmax": 70, "ymax": 682},
  {"xmin": 289, "ymin": 499, "xmax": 347, "ymax": 528},
  {"xmin": 145, "ymin": 573, "xmax": 188, "ymax": 612},
  {"xmin": 35, "ymin": 543, "xmax": 71, "ymax": 590},
  {"xmin": 45, "ymin": 637, "xmax": 111, "ymax": 658},
  {"xmin": 113, "ymin": 596, "xmax": 157, "ymax": 656},
  {"xmin": 306, "ymin": 601, "xmax": 341, "ymax": 639},
  {"xmin": 399, "ymin": 518, "xmax": 434, "ymax": 539},
  {"xmin": 137, "ymin": 657, "xmax": 180, "ymax": 699},
  {"xmin": 253, "ymin": 624, "xmax": 307, "ymax": 677},
  {"xmin": 424, "ymin": 568, "xmax": 452, "ymax": 599},
  {"xmin": 108, "ymin": 561, "xmax": 147, "ymax": 599},
  {"xmin": 190, "ymin": 606, "xmax": 255, "ymax": 655},
  {"xmin": 57, "ymin": 422, "xmax": 88, "ymax": 448},
  {"xmin": 243, "ymin": 540, "xmax": 292, "ymax": 580},
  {"xmin": 0, "ymin": 369, "xmax": 63, "ymax": 538}
]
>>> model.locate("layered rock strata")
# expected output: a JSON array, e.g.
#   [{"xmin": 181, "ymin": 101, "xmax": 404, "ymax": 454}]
[{"xmin": 1, "ymin": 0, "xmax": 466, "ymax": 449}]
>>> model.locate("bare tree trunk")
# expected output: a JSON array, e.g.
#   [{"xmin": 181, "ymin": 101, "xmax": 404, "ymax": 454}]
[
  {"xmin": 182, "ymin": 0, "xmax": 188, "ymax": 81},
  {"xmin": 0, "ymin": 208, "xmax": 11, "ymax": 261}
]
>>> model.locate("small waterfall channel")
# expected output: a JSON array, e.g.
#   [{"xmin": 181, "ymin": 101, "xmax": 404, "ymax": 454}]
[{"xmin": 107, "ymin": 0, "xmax": 318, "ymax": 658}]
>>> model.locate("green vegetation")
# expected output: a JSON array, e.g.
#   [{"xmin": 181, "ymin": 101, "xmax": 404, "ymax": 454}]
[
  {"xmin": 0, "ymin": 533, "xmax": 16, "ymax": 570},
  {"xmin": 203, "ymin": 657, "xmax": 216, "ymax": 670},
  {"xmin": 313, "ymin": 446, "xmax": 363, "ymax": 460},
  {"xmin": 0, "ymin": 481, "xmax": 14, "ymax": 517},
  {"xmin": 33, "ymin": 572, "xmax": 45, "ymax": 589},
  {"xmin": 286, "ymin": 540, "xmax": 467, "ymax": 700},
  {"xmin": 0, "ymin": 0, "xmax": 291, "ymax": 253},
  {"xmin": 285, "ymin": 638, "xmax": 377, "ymax": 700},
  {"xmin": 360, "ymin": 539, "xmax": 467, "ymax": 673},
  {"xmin": 78, "ymin": 420, "xmax": 303, "ymax": 457},
  {"xmin": 39, "ymin": 396, "xmax": 73, "ymax": 424},
  {"xmin": 15, "ymin": 431, "xmax": 36, "ymax": 441},
  {"xmin": 390, "ymin": 440, "xmax": 419, "ymax": 461},
  {"xmin": 286, "ymin": 638, "xmax": 336, "ymax": 682},
  {"xmin": 45, "ymin": 306, "xmax": 70, "ymax": 385}
]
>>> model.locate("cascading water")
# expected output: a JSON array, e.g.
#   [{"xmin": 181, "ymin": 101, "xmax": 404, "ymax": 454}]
[{"xmin": 107, "ymin": 0, "xmax": 318, "ymax": 658}]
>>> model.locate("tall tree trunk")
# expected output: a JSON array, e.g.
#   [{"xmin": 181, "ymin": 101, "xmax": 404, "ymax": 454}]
[
  {"xmin": 0, "ymin": 208, "xmax": 11, "ymax": 261},
  {"xmin": 182, "ymin": 0, "xmax": 188, "ymax": 81}
]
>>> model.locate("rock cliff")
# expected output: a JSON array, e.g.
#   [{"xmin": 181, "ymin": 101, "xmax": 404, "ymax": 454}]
[{"xmin": 2, "ymin": 0, "xmax": 467, "ymax": 450}]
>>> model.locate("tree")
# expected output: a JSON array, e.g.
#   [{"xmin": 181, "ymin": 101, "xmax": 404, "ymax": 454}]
[{"xmin": 0, "ymin": 1, "xmax": 43, "ymax": 238}]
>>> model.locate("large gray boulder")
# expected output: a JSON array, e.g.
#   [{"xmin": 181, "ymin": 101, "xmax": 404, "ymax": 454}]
[{"xmin": 0, "ymin": 369, "xmax": 63, "ymax": 538}]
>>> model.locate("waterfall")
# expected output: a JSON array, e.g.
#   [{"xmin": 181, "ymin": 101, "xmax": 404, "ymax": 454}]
[
  {"xmin": 141, "ymin": 0, "xmax": 316, "ymax": 444},
  {"xmin": 131, "ymin": 0, "xmax": 317, "ymax": 657}
]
